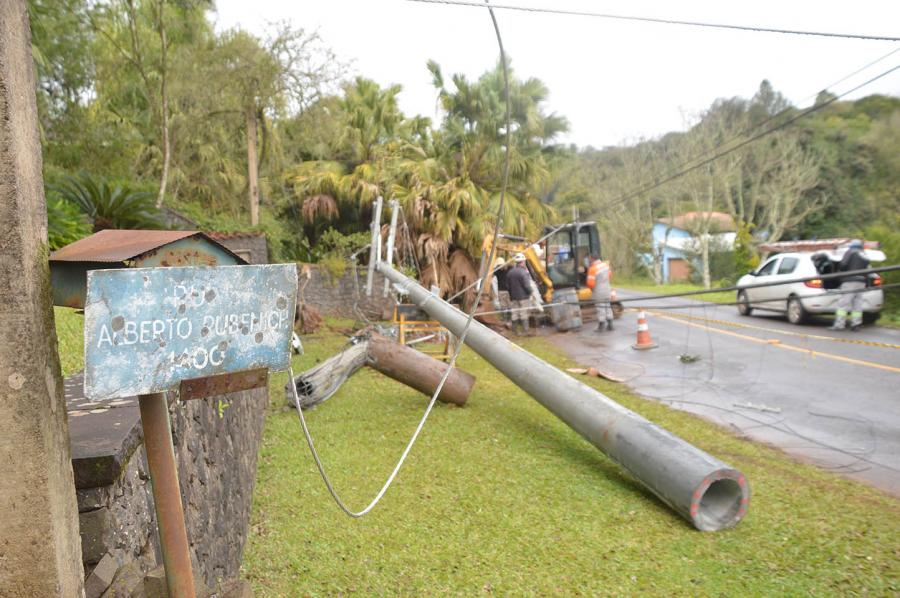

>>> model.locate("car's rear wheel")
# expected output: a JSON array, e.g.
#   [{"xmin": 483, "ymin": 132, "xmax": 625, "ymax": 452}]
[
  {"xmin": 737, "ymin": 291, "xmax": 753, "ymax": 316},
  {"xmin": 787, "ymin": 296, "xmax": 807, "ymax": 325},
  {"xmin": 863, "ymin": 312, "xmax": 880, "ymax": 325}
]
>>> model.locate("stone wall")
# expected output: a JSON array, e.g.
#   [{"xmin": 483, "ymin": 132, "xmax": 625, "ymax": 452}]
[
  {"xmin": 76, "ymin": 447, "xmax": 157, "ymax": 578},
  {"xmin": 300, "ymin": 263, "xmax": 396, "ymax": 319},
  {"xmin": 67, "ymin": 372, "xmax": 267, "ymax": 596},
  {"xmin": 208, "ymin": 232, "xmax": 269, "ymax": 265},
  {"xmin": 173, "ymin": 387, "xmax": 268, "ymax": 589}
]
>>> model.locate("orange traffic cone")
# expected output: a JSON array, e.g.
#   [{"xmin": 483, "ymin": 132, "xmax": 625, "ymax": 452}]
[{"xmin": 632, "ymin": 311, "xmax": 658, "ymax": 350}]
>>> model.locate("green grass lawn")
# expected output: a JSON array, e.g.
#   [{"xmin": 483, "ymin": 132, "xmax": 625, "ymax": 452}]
[
  {"xmin": 54, "ymin": 306, "xmax": 84, "ymax": 377},
  {"xmin": 242, "ymin": 323, "xmax": 899, "ymax": 596},
  {"xmin": 878, "ymin": 308, "xmax": 900, "ymax": 329},
  {"xmin": 615, "ymin": 277, "xmax": 735, "ymax": 305},
  {"xmin": 49, "ymin": 310, "xmax": 898, "ymax": 593},
  {"xmin": 881, "ymin": 317, "xmax": 900, "ymax": 328}
]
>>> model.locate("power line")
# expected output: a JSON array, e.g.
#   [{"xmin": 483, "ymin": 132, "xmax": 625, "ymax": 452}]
[
  {"xmin": 601, "ymin": 63, "xmax": 900, "ymax": 209},
  {"xmin": 813, "ymin": 45, "xmax": 900, "ymax": 97},
  {"xmin": 615, "ymin": 263, "xmax": 900, "ymax": 303},
  {"xmin": 625, "ymin": 282, "xmax": 900, "ymax": 314},
  {"xmin": 648, "ymin": 45, "xmax": 900, "ymax": 186},
  {"xmin": 406, "ymin": 0, "xmax": 900, "ymax": 42}
]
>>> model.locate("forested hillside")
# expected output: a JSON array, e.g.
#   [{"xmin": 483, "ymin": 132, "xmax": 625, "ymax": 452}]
[
  {"xmin": 555, "ymin": 84, "xmax": 900, "ymax": 282},
  {"xmin": 30, "ymin": 0, "xmax": 900, "ymax": 290}
]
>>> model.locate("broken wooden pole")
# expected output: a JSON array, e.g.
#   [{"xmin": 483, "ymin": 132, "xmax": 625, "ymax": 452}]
[
  {"xmin": 286, "ymin": 341, "xmax": 369, "ymax": 409},
  {"xmin": 367, "ymin": 333, "xmax": 475, "ymax": 406}
]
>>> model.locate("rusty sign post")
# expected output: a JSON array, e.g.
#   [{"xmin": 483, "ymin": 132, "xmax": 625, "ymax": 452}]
[{"xmin": 84, "ymin": 264, "xmax": 298, "ymax": 597}]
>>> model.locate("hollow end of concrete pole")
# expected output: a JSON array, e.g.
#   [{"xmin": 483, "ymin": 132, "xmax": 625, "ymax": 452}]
[{"xmin": 689, "ymin": 469, "xmax": 750, "ymax": 532}]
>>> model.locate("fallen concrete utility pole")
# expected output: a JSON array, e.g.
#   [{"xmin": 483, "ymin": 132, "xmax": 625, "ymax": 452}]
[
  {"xmin": 378, "ymin": 262, "xmax": 749, "ymax": 531},
  {"xmin": 368, "ymin": 333, "xmax": 474, "ymax": 406}
]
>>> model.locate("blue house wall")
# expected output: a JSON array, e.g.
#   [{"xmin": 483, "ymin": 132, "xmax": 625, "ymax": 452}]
[{"xmin": 652, "ymin": 222, "xmax": 692, "ymax": 282}]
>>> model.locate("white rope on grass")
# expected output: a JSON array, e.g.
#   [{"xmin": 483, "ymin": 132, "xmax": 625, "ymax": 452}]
[{"xmin": 290, "ymin": 360, "xmax": 447, "ymax": 517}]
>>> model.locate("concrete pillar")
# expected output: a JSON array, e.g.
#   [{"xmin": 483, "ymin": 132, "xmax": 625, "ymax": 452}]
[{"xmin": 0, "ymin": 1, "xmax": 85, "ymax": 595}]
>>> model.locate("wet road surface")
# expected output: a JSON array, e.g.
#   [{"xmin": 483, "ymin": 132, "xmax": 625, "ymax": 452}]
[{"xmin": 547, "ymin": 289, "xmax": 900, "ymax": 496}]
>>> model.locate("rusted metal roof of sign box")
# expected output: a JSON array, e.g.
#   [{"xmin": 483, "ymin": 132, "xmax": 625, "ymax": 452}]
[{"xmin": 49, "ymin": 229, "xmax": 247, "ymax": 308}]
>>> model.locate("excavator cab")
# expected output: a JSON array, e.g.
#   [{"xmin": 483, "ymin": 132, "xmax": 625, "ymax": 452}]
[{"xmin": 544, "ymin": 222, "xmax": 601, "ymax": 292}]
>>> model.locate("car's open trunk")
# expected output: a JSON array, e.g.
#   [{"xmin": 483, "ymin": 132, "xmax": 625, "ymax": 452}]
[{"xmin": 812, "ymin": 253, "xmax": 842, "ymax": 290}]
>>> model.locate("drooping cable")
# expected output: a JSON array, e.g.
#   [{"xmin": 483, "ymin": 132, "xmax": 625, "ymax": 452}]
[{"xmin": 290, "ymin": 0, "xmax": 513, "ymax": 518}]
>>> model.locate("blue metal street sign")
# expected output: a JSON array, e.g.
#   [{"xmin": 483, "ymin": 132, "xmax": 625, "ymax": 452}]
[{"xmin": 84, "ymin": 264, "xmax": 298, "ymax": 400}]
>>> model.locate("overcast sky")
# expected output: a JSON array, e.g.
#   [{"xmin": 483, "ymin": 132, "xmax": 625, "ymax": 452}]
[{"xmin": 213, "ymin": 0, "xmax": 900, "ymax": 148}]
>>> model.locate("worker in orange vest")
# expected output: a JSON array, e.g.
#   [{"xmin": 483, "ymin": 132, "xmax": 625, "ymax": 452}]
[{"xmin": 587, "ymin": 256, "xmax": 613, "ymax": 332}]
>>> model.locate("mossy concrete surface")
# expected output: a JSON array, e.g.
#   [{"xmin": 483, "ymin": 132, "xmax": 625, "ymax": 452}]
[{"xmin": 0, "ymin": 1, "xmax": 83, "ymax": 594}]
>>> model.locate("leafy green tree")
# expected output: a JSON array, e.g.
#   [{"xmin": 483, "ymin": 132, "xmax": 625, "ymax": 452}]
[
  {"xmin": 27, "ymin": 0, "xmax": 94, "ymax": 139},
  {"xmin": 201, "ymin": 24, "xmax": 345, "ymax": 225},
  {"xmin": 46, "ymin": 192, "xmax": 92, "ymax": 249},
  {"xmin": 91, "ymin": 0, "xmax": 182, "ymax": 206},
  {"xmin": 795, "ymin": 94, "xmax": 900, "ymax": 237},
  {"xmin": 204, "ymin": 29, "xmax": 281, "ymax": 225},
  {"xmin": 748, "ymin": 79, "xmax": 790, "ymax": 126},
  {"xmin": 287, "ymin": 78, "xmax": 421, "ymax": 248},
  {"xmin": 415, "ymin": 59, "xmax": 566, "ymax": 252},
  {"xmin": 340, "ymin": 77, "xmax": 406, "ymax": 164},
  {"xmin": 278, "ymin": 96, "xmax": 347, "ymax": 162},
  {"xmin": 732, "ymin": 221, "xmax": 759, "ymax": 278}
]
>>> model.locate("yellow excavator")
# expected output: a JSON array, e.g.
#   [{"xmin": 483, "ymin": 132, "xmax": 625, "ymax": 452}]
[{"xmin": 483, "ymin": 221, "xmax": 623, "ymax": 318}]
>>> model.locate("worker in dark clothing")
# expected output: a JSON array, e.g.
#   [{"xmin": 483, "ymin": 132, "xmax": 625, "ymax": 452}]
[
  {"xmin": 506, "ymin": 253, "xmax": 542, "ymax": 335},
  {"xmin": 829, "ymin": 239, "xmax": 870, "ymax": 331}
]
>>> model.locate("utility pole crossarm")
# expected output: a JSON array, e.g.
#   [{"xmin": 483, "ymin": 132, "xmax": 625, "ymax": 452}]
[
  {"xmin": 365, "ymin": 196, "xmax": 384, "ymax": 297},
  {"xmin": 383, "ymin": 199, "xmax": 399, "ymax": 297}
]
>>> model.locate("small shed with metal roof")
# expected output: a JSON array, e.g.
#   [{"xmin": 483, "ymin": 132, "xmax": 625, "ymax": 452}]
[{"xmin": 49, "ymin": 229, "xmax": 247, "ymax": 308}]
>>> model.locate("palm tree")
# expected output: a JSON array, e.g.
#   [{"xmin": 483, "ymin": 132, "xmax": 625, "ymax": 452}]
[
  {"xmin": 54, "ymin": 172, "xmax": 164, "ymax": 232},
  {"xmin": 428, "ymin": 61, "xmax": 568, "ymax": 241},
  {"xmin": 287, "ymin": 63, "xmax": 569, "ymax": 293},
  {"xmin": 286, "ymin": 78, "xmax": 415, "ymax": 244}
]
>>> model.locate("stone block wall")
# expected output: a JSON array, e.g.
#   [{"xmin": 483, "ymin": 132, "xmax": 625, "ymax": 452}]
[
  {"xmin": 173, "ymin": 387, "xmax": 268, "ymax": 588},
  {"xmin": 76, "ymin": 447, "xmax": 157, "ymax": 576},
  {"xmin": 300, "ymin": 263, "xmax": 396, "ymax": 319},
  {"xmin": 208, "ymin": 232, "xmax": 269, "ymax": 265},
  {"xmin": 67, "ymin": 372, "xmax": 267, "ymax": 596}
]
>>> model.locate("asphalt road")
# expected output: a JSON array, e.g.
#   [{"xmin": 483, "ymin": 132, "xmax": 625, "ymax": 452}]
[{"xmin": 547, "ymin": 289, "xmax": 900, "ymax": 496}]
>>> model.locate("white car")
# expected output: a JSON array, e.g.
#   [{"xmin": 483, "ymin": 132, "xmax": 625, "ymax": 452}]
[{"xmin": 736, "ymin": 250, "xmax": 885, "ymax": 325}]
